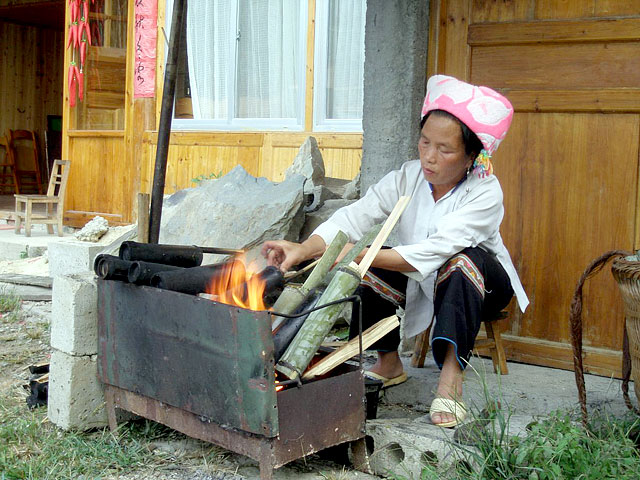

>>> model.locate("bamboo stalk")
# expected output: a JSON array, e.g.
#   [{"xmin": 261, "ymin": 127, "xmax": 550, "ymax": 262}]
[
  {"xmin": 357, "ymin": 196, "xmax": 411, "ymax": 276},
  {"xmin": 302, "ymin": 314, "xmax": 400, "ymax": 380},
  {"xmin": 275, "ymin": 263, "xmax": 362, "ymax": 380},
  {"xmin": 271, "ymin": 231, "xmax": 348, "ymax": 332},
  {"xmin": 302, "ymin": 230, "xmax": 349, "ymax": 291},
  {"xmin": 324, "ymin": 224, "xmax": 382, "ymax": 286}
]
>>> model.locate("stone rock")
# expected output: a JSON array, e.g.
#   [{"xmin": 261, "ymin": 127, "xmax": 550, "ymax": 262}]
[
  {"xmin": 74, "ymin": 216, "xmax": 109, "ymax": 242},
  {"xmin": 285, "ymin": 136, "xmax": 325, "ymax": 194},
  {"xmin": 299, "ymin": 199, "xmax": 356, "ymax": 241},
  {"xmin": 343, "ymin": 172, "xmax": 361, "ymax": 200},
  {"xmin": 303, "ymin": 185, "xmax": 339, "ymax": 213},
  {"xmin": 160, "ymin": 166, "xmax": 306, "ymax": 263}
]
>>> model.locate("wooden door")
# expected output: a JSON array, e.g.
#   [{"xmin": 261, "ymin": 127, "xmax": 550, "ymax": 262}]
[{"xmin": 429, "ymin": 0, "xmax": 640, "ymax": 376}]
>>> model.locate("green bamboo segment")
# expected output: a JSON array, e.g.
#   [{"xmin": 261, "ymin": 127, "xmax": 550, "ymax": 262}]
[
  {"xmin": 275, "ymin": 264, "xmax": 362, "ymax": 380},
  {"xmin": 301, "ymin": 230, "xmax": 348, "ymax": 291},
  {"xmin": 324, "ymin": 224, "xmax": 382, "ymax": 286},
  {"xmin": 271, "ymin": 231, "xmax": 348, "ymax": 331},
  {"xmin": 270, "ymin": 285, "xmax": 307, "ymax": 332}
]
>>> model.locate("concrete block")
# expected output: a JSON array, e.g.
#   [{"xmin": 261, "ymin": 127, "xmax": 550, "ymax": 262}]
[
  {"xmin": 51, "ymin": 273, "xmax": 98, "ymax": 356},
  {"xmin": 48, "ymin": 224, "xmax": 137, "ymax": 277},
  {"xmin": 48, "ymin": 349, "xmax": 108, "ymax": 430},
  {"xmin": 365, "ymin": 417, "xmax": 460, "ymax": 477},
  {"xmin": 48, "ymin": 239, "xmax": 106, "ymax": 277}
]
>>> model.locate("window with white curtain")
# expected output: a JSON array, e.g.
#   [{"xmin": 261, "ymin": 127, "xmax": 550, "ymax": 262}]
[
  {"xmin": 169, "ymin": 0, "xmax": 365, "ymax": 132},
  {"xmin": 313, "ymin": 0, "xmax": 366, "ymax": 131}
]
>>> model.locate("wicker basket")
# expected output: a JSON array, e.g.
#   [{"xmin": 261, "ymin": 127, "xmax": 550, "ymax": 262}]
[{"xmin": 611, "ymin": 256, "xmax": 640, "ymax": 405}]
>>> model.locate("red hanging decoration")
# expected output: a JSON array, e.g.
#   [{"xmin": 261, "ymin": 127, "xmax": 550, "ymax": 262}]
[{"xmin": 66, "ymin": 0, "xmax": 94, "ymax": 107}]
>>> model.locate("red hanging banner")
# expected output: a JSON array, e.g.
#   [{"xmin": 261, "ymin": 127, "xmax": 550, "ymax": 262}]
[{"xmin": 134, "ymin": 0, "xmax": 158, "ymax": 98}]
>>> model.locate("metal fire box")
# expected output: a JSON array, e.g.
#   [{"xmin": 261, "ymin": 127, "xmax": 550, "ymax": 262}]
[{"xmin": 97, "ymin": 279, "xmax": 368, "ymax": 479}]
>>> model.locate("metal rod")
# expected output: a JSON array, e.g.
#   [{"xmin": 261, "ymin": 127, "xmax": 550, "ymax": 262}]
[{"xmin": 148, "ymin": 0, "xmax": 186, "ymax": 244}]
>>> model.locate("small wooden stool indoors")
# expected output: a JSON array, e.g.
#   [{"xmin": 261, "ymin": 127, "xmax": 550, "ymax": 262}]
[{"xmin": 411, "ymin": 310, "xmax": 509, "ymax": 374}]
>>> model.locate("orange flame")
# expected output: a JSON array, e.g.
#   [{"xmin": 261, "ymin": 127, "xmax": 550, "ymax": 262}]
[{"xmin": 206, "ymin": 257, "xmax": 268, "ymax": 311}]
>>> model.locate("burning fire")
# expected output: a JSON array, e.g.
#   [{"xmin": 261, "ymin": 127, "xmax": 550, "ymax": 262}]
[{"xmin": 206, "ymin": 257, "xmax": 268, "ymax": 311}]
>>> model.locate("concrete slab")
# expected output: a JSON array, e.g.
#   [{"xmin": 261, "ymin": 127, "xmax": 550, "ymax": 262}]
[
  {"xmin": 0, "ymin": 223, "xmax": 70, "ymax": 260},
  {"xmin": 0, "ymin": 281, "xmax": 51, "ymax": 301},
  {"xmin": 358, "ymin": 355, "xmax": 635, "ymax": 475}
]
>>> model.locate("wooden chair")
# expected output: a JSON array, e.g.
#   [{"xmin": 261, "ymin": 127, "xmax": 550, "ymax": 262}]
[
  {"xmin": 8, "ymin": 129, "xmax": 44, "ymax": 194},
  {"xmin": 15, "ymin": 160, "xmax": 70, "ymax": 237},
  {"xmin": 0, "ymin": 134, "xmax": 18, "ymax": 194},
  {"xmin": 411, "ymin": 310, "xmax": 509, "ymax": 374}
]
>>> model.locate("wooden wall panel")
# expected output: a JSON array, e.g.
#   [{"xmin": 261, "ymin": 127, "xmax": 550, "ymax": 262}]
[
  {"xmin": 65, "ymin": 134, "xmax": 130, "ymax": 225},
  {"xmin": 472, "ymin": 43, "xmax": 640, "ymax": 90},
  {"xmin": 498, "ymin": 113, "xmax": 637, "ymax": 350},
  {"xmin": 471, "ymin": 0, "xmax": 534, "ymax": 23},
  {"xmin": 0, "ymin": 20, "xmax": 64, "ymax": 165},
  {"xmin": 434, "ymin": 0, "xmax": 640, "ymax": 376},
  {"xmin": 141, "ymin": 132, "xmax": 361, "ymax": 195}
]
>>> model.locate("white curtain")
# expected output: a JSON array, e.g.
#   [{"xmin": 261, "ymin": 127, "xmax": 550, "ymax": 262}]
[
  {"xmin": 186, "ymin": 0, "xmax": 300, "ymax": 120},
  {"xmin": 326, "ymin": 0, "xmax": 365, "ymax": 119}
]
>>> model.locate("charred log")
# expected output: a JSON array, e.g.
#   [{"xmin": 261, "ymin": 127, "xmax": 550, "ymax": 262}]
[
  {"xmin": 150, "ymin": 260, "xmax": 240, "ymax": 295},
  {"xmin": 128, "ymin": 261, "xmax": 182, "ymax": 285},
  {"xmin": 119, "ymin": 241, "xmax": 204, "ymax": 267},
  {"xmin": 273, "ymin": 288, "xmax": 323, "ymax": 361},
  {"xmin": 94, "ymin": 255, "xmax": 134, "ymax": 282}
]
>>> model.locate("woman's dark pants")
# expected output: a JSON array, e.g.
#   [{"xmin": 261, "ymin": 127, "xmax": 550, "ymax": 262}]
[{"xmin": 348, "ymin": 247, "xmax": 514, "ymax": 370}]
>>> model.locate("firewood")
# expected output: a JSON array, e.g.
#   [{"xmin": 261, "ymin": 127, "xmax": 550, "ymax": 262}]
[
  {"xmin": 302, "ymin": 314, "xmax": 400, "ymax": 380},
  {"xmin": 356, "ymin": 196, "xmax": 411, "ymax": 276}
]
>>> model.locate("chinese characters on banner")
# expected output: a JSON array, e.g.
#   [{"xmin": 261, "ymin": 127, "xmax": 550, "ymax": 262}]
[{"xmin": 134, "ymin": 0, "xmax": 158, "ymax": 98}]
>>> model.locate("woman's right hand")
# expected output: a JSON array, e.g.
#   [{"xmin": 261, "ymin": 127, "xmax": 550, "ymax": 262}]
[
  {"xmin": 261, "ymin": 235, "xmax": 327, "ymax": 273},
  {"xmin": 261, "ymin": 240, "xmax": 308, "ymax": 273}
]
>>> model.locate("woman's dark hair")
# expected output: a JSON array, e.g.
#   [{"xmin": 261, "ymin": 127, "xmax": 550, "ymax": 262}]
[{"xmin": 420, "ymin": 109, "xmax": 483, "ymax": 158}]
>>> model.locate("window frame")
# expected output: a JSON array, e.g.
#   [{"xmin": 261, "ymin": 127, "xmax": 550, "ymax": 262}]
[
  {"xmin": 312, "ymin": 0, "xmax": 365, "ymax": 133},
  {"xmin": 166, "ymin": 0, "xmax": 309, "ymax": 131}
]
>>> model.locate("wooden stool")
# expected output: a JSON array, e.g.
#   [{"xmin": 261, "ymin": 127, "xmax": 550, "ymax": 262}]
[{"xmin": 411, "ymin": 310, "xmax": 509, "ymax": 374}]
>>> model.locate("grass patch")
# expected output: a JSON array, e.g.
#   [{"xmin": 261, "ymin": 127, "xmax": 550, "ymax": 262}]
[
  {"xmin": 419, "ymin": 407, "xmax": 640, "ymax": 480},
  {"xmin": 0, "ymin": 394, "xmax": 228, "ymax": 480},
  {"xmin": 0, "ymin": 287, "xmax": 22, "ymax": 324}
]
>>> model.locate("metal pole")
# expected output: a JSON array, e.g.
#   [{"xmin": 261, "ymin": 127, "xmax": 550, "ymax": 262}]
[{"xmin": 148, "ymin": 0, "xmax": 186, "ymax": 244}]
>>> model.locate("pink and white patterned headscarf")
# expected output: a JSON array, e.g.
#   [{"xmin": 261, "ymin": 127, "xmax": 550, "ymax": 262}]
[{"xmin": 421, "ymin": 75, "xmax": 513, "ymax": 157}]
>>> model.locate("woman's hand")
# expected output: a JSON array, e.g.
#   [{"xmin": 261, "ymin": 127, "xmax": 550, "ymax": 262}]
[
  {"xmin": 261, "ymin": 240, "xmax": 306, "ymax": 273},
  {"xmin": 261, "ymin": 235, "xmax": 327, "ymax": 273}
]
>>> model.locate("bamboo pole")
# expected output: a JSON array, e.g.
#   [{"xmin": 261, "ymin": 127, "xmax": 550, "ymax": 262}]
[
  {"xmin": 302, "ymin": 314, "xmax": 400, "ymax": 380},
  {"xmin": 274, "ymin": 196, "xmax": 412, "ymax": 380},
  {"xmin": 323, "ymin": 224, "xmax": 382, "ymax": 286},
  {"xmin": 275, "ymin": 263, "xmax": 362, "ymax": 380},
  {"xmin": 271, "ymin": 231, "xmax": 348, "ymax": 331}
]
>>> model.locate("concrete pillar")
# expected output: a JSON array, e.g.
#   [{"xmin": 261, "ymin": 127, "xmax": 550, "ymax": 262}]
[{"xmin": 361, "ymin": 0, "xmax": 429, "ymax": 194}]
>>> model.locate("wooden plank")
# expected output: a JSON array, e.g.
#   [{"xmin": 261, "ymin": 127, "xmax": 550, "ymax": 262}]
[
  {"xmin": 470, "ymin": 0, "xmax": 533, "ymax": 23},
  {"xmin": 426, "ymin": 0, "xmax": 442, "ymax": 77},
  {"xmin": 499, "ymin": 113, "xmax": 637, "ymax": 351},
  {"xmin": 270, "ymin": 133, "xmax": 362, "ymax": 149},
  {"xmin": 146, "ymin": 132, "xmax": 265, "ymax": 147},
  {"xmin": 506, "ymin": 89, "xmax": 640, "ymax": 113},
  {"xmin": 535, "ymin": 0, "xmax": 594, "ymax": 20},
  {"xmin": 442, "ymin": 0, "xmax": 471, "ymax": 80},
  {"xmin": 302, "ymin": 315, "xmax": 400, "ymax": 380},
  {"xmin": 468, "ymin": 18, "xmax": 640, "ymax": 46},
  {"xmin": 475, "ymin": 333, "xmax": 623, "ymax": 378},
  {"xmin": 67, "ymin": 131, "xmax": 125, "ymax": 138},
  {"xmin": 304, "ymin": 0, "xmax": 316, "ymax": 131},
  {"xmin": 64, "ymin": 211, "xmax": 128, "ymax": 228},
  {"xmin": 595, "ymin": 0, "xmax": 640, "ymax": 17},
  {"xmin": 472, "ymin": 43, "xmax": 640, "ymax": 90}
]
